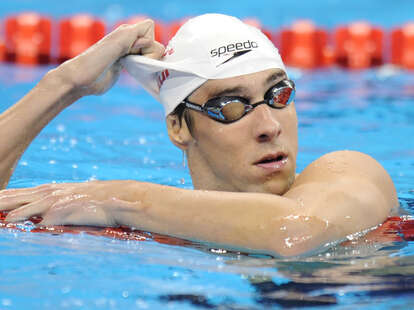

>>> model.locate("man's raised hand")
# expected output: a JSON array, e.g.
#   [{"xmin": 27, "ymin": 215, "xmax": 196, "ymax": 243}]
[{"xmin": 54, "ymin": 19, "xmax": 165, "ymax": 97}]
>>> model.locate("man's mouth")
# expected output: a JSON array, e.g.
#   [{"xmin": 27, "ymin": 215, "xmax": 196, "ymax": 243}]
[{"xmin": 254, "ymin": 153, "xmax": 288, "ymax": 171}]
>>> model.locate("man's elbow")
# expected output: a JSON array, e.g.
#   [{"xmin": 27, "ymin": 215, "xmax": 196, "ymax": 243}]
[
  {"xmin": 268, "ymin": 237, "xmax": 330, "ymax": 257},
  {"xmin": 264, "ymin": 216, "xmax": 343, "ymax": 257}
]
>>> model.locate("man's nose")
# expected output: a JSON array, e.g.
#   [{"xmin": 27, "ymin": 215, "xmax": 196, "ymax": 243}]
[{"xmin": 250, "ymin": 104, "xmax": 281, "ymax": 143}]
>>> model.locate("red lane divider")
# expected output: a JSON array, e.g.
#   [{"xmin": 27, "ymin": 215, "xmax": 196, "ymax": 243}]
[
  {"xmin": 392, "ymin": 22, "xmax": 414, "ymax": 70},
  {"xmin": 58, "ymin": 14, "xmax": 105, "ymax": 63},
  {"xmin": 1, "ymin": 210, "xmax": 413, "ymax": 248},
  {"xmin": 0, "ymin": 39, "xmax": 5, "ymax": 62},
  {"xmin": 0, "ymin": 13, "xmax": 413, "ymax": 70},
  {"xmin": 280, "ymin": 20, "xmax": 334, "ymax": 69},
  {"xmin": 0, "ymin": 210, "xmax": 195, "ymax": 248},
  {"xmin": 5, "ymin": 12, "xmax": 52, "ymax": 65},
  {"xmin": 334, "ymin": 21, "xmax": 384, "ymax": 69}
]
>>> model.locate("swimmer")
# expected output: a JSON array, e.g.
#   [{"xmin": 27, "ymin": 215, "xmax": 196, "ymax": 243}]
[{"xmin": 0, "ymin": 14, "xmax": 398, "ymax": 256}]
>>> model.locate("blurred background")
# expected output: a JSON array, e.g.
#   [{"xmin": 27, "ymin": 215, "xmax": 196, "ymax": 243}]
[
  {"xmin": 0, "ymin": 0, "xmax": 413, "ymax": 28},
  {"xmin": 1, "ymin": 0, "xmax": 414, "ymax": 70}
]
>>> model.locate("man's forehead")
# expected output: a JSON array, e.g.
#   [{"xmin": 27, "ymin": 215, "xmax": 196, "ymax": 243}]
[{"xmin": 203, "ymin": 69, "xmax": 287, "ymax": 98}]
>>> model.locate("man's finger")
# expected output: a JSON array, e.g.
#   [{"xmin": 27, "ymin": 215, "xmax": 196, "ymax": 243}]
[
  {"xmin": 130, "ymin": 19, "xmax": 155, "ymax": 41},
  {"xmin": 127, "ymin": 37, "xmax": 150, "ymax": 55},
  {"xmin": 142, "ymin": 41, "xmax": 166, "ymax": 60},
  {"xmin": 40, "ymin": 199, "xmax": 112, "ymax": 227},
  {"xmin": 107, "ymin": 19, "xmax": 155, "ymax": 57},
  {"xmin": 5, "ymin": 195, "xmax": 59, "ymax": 222},
  {"xmin": 0, "ymin": 186, "xmax": 55, "ymax": 211}
]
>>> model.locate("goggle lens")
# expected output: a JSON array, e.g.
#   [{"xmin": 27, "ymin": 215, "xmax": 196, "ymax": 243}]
[
  {"xmin": 269, "ymin": 87, "xmax": 294, "ymax": 109},
  {"xmin": 220, "ymin": 100, "xmax": 248, "ymax": 122}
]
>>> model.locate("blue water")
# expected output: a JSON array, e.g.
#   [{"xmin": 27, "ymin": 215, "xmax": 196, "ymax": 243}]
[{"xmin": 1, "ymin": 1, "xmax": 414, "ymax": 309}]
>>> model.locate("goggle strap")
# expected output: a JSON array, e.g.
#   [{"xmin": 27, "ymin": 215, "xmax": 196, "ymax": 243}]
[{"xmin": 184, "ymin": 101, "xmax": 203, "ymax": 112}]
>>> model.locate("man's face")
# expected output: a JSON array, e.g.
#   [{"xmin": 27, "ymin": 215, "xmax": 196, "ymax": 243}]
[{"xmin": 184, "ymin": 69, "xmax": 298, "ymax": 195}]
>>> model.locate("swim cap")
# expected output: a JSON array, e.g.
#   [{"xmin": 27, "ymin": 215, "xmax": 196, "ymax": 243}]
[{"xmin": 121, "ymin": 13, "xmax": 286, "ymax": 116}]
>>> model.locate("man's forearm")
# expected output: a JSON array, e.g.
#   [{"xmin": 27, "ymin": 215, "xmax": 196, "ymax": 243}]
[
  {"xmin": 0, "ymin": 69, "xmax": 79, "ymax": 189},
  {"xmin": 0, "ymin": 179, "xmax": 356, "ymax": 256},
  {"xmin": 113, "ymin": 182, "xmax": 341, "ymax": 256}
]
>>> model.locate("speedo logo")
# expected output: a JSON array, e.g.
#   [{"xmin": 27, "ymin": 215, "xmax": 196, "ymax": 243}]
[{"xmin": 210, "ymin": 40, "xmax": 259, "ymax": 58}]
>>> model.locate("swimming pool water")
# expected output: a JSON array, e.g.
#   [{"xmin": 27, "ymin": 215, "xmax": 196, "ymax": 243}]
[
  {"xmin": 0, "ymin": 63, "xmax": 413, "ymax": 309},
  {"xmin": 1, "ymin": 0, "xmax": 414, "ymax": 307}
]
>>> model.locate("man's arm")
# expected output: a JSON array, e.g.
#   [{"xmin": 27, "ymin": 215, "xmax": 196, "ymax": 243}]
[
  {"xmin": 0, "ymin": 20, "xmax": 164, "ymax": 189},
  {"xmin": 0, "ymin": 151, "xmax": 398, "ymax": 257},
  {"xmin": 0, "ymin": 69, "xmax": 79, "ymax": 189},
  {"xmin": 117, "ymin": 150, "xmax": 396, "ymax": 256}
]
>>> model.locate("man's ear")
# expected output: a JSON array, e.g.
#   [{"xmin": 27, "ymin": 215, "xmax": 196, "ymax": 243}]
[{"xmin": 166, "ymin": 114, "xmax": 192, "ymax": 150}]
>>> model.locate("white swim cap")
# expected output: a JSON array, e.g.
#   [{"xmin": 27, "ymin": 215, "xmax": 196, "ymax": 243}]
[{"xmin": 121, "ymin": 13, "xmax": 286, "ymax": 116}]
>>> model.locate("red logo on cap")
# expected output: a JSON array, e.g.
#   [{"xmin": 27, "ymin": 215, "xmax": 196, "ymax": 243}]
[
  {"xmin": 163, "ymin": 47, "xmax": 175, "ymax": 57},
  {"xmin": 157, "ymin": 69, "xmax": 170, "ymax": 89}
]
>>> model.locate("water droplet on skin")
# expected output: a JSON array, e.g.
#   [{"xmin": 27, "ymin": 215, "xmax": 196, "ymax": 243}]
[
  {"xmin": 284, "ymin": 237, "xmax": 293, "ymax": 248},
  {"xmin": 345, "ymin": 225, "xmax": 378, "ymax": 241},
  {"xmin": 211, "ymin": 248, "xmax": 227, "ymax": 254}
]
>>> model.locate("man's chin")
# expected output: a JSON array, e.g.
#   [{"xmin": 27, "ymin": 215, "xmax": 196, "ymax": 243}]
[
  {"xmin": 244, "ymin": 178, "xmax": 292, "ymax": 196},
  {"xmin": 264, "ymin": 171, "xmax": 296, "ymax": 195}
]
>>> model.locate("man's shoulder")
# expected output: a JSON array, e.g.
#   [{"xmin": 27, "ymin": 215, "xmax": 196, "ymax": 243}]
[
  {"xmin": 293, "ymin": 150, "xmax": 398, "ymax": 208},
  {"xmin": 285, "ymin": 150, "xmax": 398, "ymax": 236},
  {"xmin": 298, "ymin": 150, "xmax": 387, "ymax": 181}
]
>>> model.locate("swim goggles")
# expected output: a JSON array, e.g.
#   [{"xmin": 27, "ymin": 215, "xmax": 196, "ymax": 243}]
[{"xmin": 181, "ymin": 79, "xmax": 295, "ymax": 123}]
